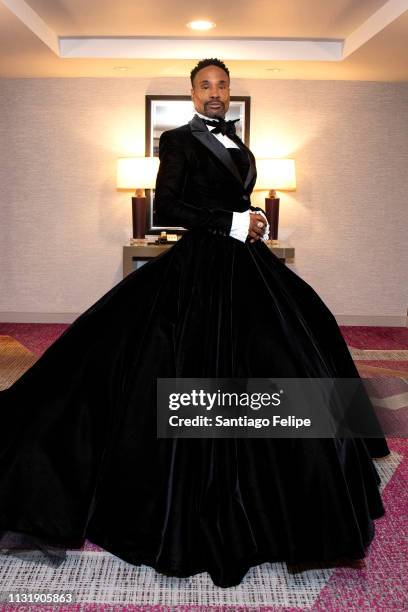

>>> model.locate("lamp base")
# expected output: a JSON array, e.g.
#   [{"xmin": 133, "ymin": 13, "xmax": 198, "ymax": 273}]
[
  {"xmin": 132, "ymin": 196, "xmax": 147, "ymax": 239},
  {"xmin": 265, "ymin": 197, "xmax": 280, "ymax": 240}
]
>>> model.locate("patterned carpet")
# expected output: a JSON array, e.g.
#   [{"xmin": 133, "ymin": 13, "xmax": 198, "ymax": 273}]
[{"xmin": 0, "ymin": 323, "xmax": 407, "ymax": 611}]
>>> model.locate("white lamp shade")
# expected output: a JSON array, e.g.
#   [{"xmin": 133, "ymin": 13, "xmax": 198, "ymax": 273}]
[
  {"xmin": 117, "ymin": 157, "xmax": 160, "ymax": 189},
  {"xmin": 255, "ymin": 159, "xmax": 296, "ymax": 191}
]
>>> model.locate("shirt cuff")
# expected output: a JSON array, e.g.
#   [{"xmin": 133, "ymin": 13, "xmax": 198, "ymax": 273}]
[{"xmin": 229, "ymin": 210, "xmax": 250, "ymax": 243}]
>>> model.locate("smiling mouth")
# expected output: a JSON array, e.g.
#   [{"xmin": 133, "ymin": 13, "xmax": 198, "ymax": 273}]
[{"xmin": 207, "ymin": 103, "xmax": 222, "ymax": 107}]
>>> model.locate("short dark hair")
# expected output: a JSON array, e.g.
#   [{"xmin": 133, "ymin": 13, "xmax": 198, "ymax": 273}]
[{"xmin": 190, "ymin": 58, "xmax": 230, "ymax": 86}]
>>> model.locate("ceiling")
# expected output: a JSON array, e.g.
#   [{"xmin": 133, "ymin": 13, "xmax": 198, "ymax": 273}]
[{"xmin": 0, "ymin": 0, "xmax": 407, "ymax": 80}]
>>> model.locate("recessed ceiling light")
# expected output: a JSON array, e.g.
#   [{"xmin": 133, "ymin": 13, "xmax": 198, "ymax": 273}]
[
  {"xmin": 114, "ymin": 66, "xmax": 130, "ymax": 71},
  {"xmin": 267, "ymin": 68, "xmax": 282, "ymax": 72},
  {"xmin": 186, "ymin": 20, "xmax": 216, "ymax": 31}
]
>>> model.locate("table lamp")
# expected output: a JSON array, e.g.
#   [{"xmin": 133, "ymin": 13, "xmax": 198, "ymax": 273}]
[
  {"xmin": 254, "ymin": 159, "xmax": 296, "ymax": 240},
  {"xmin": 116, "ymin": 157, "xmax": 160, "ymax": 238}
]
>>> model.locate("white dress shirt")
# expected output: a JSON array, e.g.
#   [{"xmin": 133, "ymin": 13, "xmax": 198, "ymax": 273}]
[{"xmin": 195, "ymin": 111, "xmax": 269, "ymax": 243}]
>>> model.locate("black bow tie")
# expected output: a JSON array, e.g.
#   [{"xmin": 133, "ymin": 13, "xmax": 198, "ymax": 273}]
[{"xmin": 202, "ymin": 116, "xmax": 240, "ymax": 137}]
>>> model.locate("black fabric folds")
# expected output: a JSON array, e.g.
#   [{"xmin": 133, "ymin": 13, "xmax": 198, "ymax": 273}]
[{"xmin": 0, "ymin": 229, "xmax": 390, "ymax": 587}]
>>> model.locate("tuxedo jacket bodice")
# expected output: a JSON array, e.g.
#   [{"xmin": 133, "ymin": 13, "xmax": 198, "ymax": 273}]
[
  {"xmin": 227, "ymin": 148, "xmax": 251, "ymax": 183},
  {"xmin": 154, "ymin": 113, "xmax": 262, "ymax": 233}
]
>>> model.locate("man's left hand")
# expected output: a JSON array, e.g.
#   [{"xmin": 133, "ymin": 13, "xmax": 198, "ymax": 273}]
[{"xmin": 249, "ymin": 210, "xmax": 269, "ymax": 242}]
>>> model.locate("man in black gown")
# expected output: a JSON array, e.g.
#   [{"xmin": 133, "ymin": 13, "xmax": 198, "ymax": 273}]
[{"xmin": 0, "ymin": 57, "xmax": 390, "ymax": 590}]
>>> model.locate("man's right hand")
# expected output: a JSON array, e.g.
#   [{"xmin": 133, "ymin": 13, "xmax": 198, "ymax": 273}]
[{"xmin": 248, "ymin": 213, "xmax": 267, "ymax": 243}]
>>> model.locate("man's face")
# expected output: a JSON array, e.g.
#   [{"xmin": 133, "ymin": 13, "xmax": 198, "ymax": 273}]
[{"xmin": 191, "ymin": 65, "xmax": 230, "ymax": 119}]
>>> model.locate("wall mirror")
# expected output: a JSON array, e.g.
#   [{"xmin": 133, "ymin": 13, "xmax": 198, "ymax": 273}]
[{"xmin": 145, "ymin": 95, "xmax": 251, "ymax": 234}]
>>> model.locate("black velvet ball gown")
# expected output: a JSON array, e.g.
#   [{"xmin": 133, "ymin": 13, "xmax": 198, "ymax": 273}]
[{"xmin": 0, "ymin": 146, "xmax": 389, "ymax": 589}]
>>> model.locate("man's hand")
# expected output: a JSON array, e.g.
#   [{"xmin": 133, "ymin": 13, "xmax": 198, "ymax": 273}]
[{"xmin": 248, "ymin": 212, "xmax": 268, "ymax": 243}]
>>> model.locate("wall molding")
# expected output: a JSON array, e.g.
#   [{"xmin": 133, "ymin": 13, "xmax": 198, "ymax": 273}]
[
  {"xmin": 0, "ymin": 312, "xmax": 406, "ymax": 327},
  {"xmin": 2, "ymin": 0, "xmax": 407, "ymax": 61}
]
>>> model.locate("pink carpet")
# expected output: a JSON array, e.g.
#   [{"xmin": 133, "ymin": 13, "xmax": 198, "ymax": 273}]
[
  {"xmin": 1, "ymin": 323, "xmax": 407, "ymax": 357},
  {"xmin": 0, "ymin": 323, "xmax": 406, "ymax": 610}
]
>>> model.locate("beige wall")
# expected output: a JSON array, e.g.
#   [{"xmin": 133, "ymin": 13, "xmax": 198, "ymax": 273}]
[{"xmin": 0, "ymin": 77, "xmax": 407, "ymax": 325}]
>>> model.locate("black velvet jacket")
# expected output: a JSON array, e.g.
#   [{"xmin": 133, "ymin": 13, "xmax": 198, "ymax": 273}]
[{"xmin": 154, "ymin": 113, "xmax": 263, "ymax": 233}]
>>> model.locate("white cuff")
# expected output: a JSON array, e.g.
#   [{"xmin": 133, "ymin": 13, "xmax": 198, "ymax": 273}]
[
  {"xmin": 229, "ymin": 210, "xmax": 250, "ymax": 243},
  {"xmin": 249, "ymin": 209, "xmax": 270, "ymax": 240}
]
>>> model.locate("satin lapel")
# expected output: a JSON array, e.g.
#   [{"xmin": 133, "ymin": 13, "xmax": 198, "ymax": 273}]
[
  {"xmin": 230, "ymin": 134, "xmax": 257, "ymax": 190},
  {"xmin": 188, "ymin": 114, "xmax": 244, "ymax": 186}
]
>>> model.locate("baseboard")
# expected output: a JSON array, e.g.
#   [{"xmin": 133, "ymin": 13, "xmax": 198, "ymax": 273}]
[
  {"xmin": 334, "ymin": 314, "xmax": 407, "ymax": 327},
  {"xmin": 0, "ymin": 312, "xmax": 81, "ymax": 324},
  {"xmin": 0, "ymin": 312, "xmax": 407, "ymax": 327}
]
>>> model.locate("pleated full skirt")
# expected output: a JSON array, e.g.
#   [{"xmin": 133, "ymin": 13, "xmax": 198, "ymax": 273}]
[{"xmin": 0, "ymin": 228, "xmax": 389, "ymax": 587}]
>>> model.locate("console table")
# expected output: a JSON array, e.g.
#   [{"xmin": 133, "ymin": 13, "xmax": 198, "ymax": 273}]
[{"xmin": 123, "ymin": 241, "xmax": 295, "ymax": 278}]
